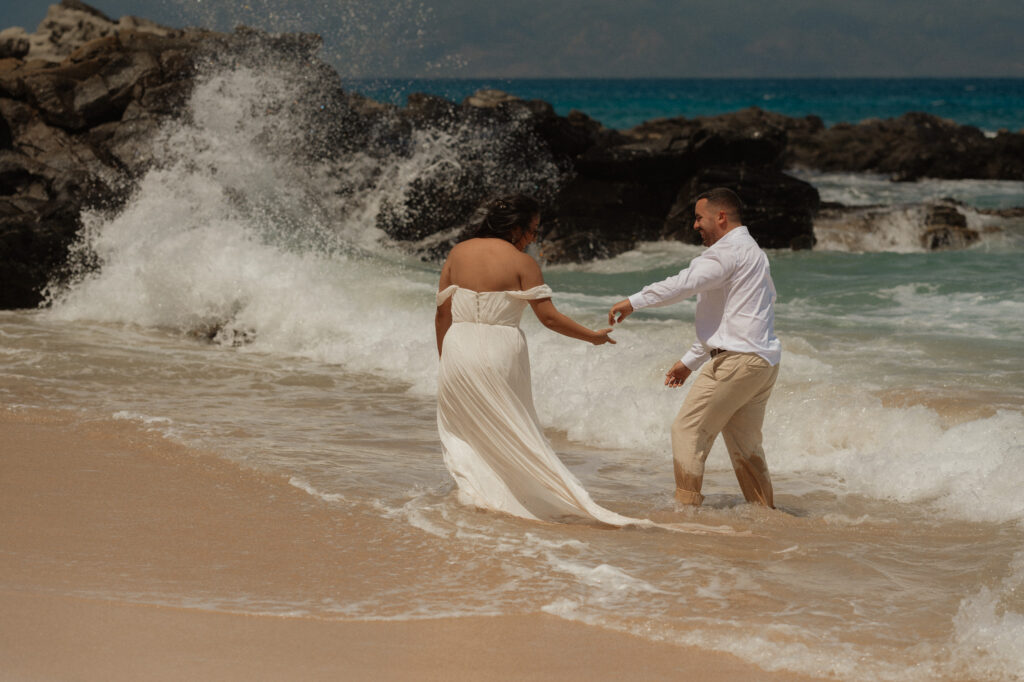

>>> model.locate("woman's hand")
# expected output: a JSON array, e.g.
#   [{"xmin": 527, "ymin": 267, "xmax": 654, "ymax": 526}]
[{"xmin": 590, "ymin": 328, "xmax": 616, "ymax": 345}]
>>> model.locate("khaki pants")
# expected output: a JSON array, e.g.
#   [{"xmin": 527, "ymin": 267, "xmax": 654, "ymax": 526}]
[{"xmin": 671, "ymin": 352, "xmax": 779, "ymax": 507}]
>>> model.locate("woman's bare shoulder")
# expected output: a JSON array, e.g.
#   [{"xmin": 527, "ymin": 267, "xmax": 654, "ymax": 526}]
[
  {"xmin": 515, "ymin": 251, "xmax": 544, "ymax": 288},
  {"xmin": 446, "ymin": 240, "xmax": 471, "ymax": 256},
  {"xmin": 451, "ymin": 238, "xmax": 524, "ymax": 259},
  {"xmin": 448, "ymin": 238, "xmax": 488, "ymax": 256}
]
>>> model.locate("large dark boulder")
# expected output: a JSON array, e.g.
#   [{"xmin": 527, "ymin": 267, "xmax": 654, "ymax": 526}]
[
  {"xmin": 0, "ymin": 196, "xmax": 83, "ymax": 308},
  {"xmin": 373, "ymin": 90, "xmax": 575, "ymax": 247},
  {"xmin": 627, "ymin": 107, "xmax": 791, "ymax": 169},
  {"xmin": 374, "ymin": 95, "xmax": 822, "ymax": 263},
  {"xmin": 783, "ymin": 111, "xmax": 1024, "ymax": 181},
  {"xmin": 532, "ymin": 107, "xmax": 817, "ymax": 261},
  {"xmin": 540, "ymin": 175, "xmax": 672, "ymax": 262},
  {"xmin": 664, "ymin": 166, "xmax": 820, "ymax": 250}
]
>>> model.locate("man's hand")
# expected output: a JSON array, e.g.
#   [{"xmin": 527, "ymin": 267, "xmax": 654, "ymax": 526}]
[
  {"xmin": 608, "ymin": 299, "xmax": 634, "ymax": 325},
  {"xmin": 664, "ymin": 360, "xmax": 692, "ymax": 387}
]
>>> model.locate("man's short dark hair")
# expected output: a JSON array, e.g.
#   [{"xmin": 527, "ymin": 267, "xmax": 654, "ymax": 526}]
[{"xmin": 696, "ymin": 188, "xmax": 744, "ymax": 222}]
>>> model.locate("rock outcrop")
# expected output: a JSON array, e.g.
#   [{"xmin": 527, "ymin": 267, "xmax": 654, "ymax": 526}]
[
  {"xmin": 0, "ymin": 2, "xmax": 330, "ymax": 308},
  {"xmin": 782, "ymin": 111, "xmax": 1024, "ymax": 182},
  {"xmin": 378, "ymin": 99, "xmax": 821, "ymax": 262},
  {"xmin": 0, "ymin": 3, "xmax": 822, "ymax": 309},
  {"xmin": 1, "ymin": 4, "xmax": 198, "ymax": 308},
  {"xmin": 812, "ymin": 199, "xmax": 983, "ymax": 253},
  {"xmin": 920, "ymin": 202, "xmax": 980, "ymax": 250},
  {"xmin": 0, "ymin": 0, "xmax": 179, "ymax": 64},
  {"xmin": 2, "ymin": 1, "xmax": 1020, "ymax": 310}
]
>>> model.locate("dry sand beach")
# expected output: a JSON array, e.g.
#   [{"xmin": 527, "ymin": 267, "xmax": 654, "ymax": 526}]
[{"xmin": 1, "ymin": 408, "xmax": 823, "ymax": 681}]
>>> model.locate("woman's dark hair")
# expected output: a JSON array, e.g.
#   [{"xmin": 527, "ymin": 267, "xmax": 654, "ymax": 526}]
[{"xmin": 463, "ymin": 194, "xmax": 541, "ymax": 245}]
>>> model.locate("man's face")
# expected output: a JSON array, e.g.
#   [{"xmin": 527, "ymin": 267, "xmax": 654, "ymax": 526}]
[{"xmin": 693, "ymin": 199, "xmax": 726, "ymax": 246}]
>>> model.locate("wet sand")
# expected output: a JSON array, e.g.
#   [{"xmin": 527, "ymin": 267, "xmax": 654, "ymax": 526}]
[{"xmin": 0, "ymin": 408, "xmax": 824, "ymax": 681}]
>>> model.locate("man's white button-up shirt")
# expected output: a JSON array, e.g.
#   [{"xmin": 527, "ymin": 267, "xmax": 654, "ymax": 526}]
[{"xmin": 627, "ymin": 226, "xmax": 782, "ymax": 371}]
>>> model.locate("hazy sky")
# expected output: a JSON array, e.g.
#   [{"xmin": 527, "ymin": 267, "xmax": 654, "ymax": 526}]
[{"xmin": 4, "ymin": 0, "xmax": 1023, "ymax": 77}]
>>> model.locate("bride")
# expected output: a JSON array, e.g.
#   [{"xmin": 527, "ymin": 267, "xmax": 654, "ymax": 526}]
[{"xmin": 435, "ymin": 194, "xmax": 636, "ymax": 525}]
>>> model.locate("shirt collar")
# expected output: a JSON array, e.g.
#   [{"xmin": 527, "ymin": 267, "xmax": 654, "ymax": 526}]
[{"xmin": 710, "ymin": 225, "xmax": 749, "ymax": 248}]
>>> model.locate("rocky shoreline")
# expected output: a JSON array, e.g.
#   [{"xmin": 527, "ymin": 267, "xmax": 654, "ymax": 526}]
[{"xmin": 2, "ymin": 1, "xmax": 1021, "ymax": 309}]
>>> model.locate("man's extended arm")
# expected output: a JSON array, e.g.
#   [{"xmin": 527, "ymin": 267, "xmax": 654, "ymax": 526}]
[
  {"xmin": 608, "ymin": 253, "xmax": 728, "ymax": 326},
  {"xmin": 628, "ymin": 254, "xmax": 728, "ymax": 311}
]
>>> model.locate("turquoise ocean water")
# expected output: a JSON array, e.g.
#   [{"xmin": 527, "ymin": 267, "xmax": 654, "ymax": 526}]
[{"xmin": 348, "ymin": 77, "xmax": 1024, "ymax": 131}]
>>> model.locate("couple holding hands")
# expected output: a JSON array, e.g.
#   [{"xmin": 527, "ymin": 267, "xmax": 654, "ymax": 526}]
[{"xmin": 435, "ymin": 188, "xmax": 781, "ymax": 526}]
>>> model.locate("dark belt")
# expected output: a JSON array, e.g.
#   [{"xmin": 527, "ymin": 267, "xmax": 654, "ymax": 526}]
[{"xmin": 709, "ymin": 348, "xmax": 725, "ymax": 358}]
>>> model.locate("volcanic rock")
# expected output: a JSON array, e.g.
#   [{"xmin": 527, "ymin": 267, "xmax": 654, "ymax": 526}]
[
  {"xmin": 921, "ymin": 203, "xmax": 979, "ymax": 250},
  {"xmin": 0, "ymin": 2, "xmax": 288, "ymax": 308},
  {"xmin": 3, "ymin": 1, "xmax": 1016, "ymax": 311},
  {"xmin": 782, "ymin": 111, "xmax": 1024, "ymax": 181}
]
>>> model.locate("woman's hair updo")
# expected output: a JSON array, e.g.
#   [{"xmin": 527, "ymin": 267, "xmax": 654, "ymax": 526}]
[{"xmin": 463, "ymin": 193, "xmax": 540, "ymax": 245}]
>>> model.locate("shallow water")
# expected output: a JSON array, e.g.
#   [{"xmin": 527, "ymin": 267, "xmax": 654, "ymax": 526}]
[{"xmin": 3, "ymin": 282, "xmax": 1023, "ymax": 680}]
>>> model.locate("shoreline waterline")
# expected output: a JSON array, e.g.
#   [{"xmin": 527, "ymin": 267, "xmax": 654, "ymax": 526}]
[
  {"xmin": 3, "ymin": 302, "xmax": 1023, "ymax": 679},
  {"xmin": 0, "ymin": 406, "xmax": 824, "ymax": 682}
]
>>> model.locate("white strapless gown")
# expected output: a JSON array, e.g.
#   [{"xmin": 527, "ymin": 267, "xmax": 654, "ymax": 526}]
[{"xmin": 436, "ymin": 284, "xmax": 638, "ymax": 526}]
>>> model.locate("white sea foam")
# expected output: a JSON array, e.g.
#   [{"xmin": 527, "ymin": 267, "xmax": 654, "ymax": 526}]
[
  {"xmin": 42, "ymin": 63, "xmax": 442, "ymax": 394},
  {"xmin": 112, "ymin": 410, "xmax": 173, "ymax": 425},
  {"xmin": 541, "ymin": 598, "xmax": 884, "ymax": 680},
  {"xmin": 544, "ymin": 558, "xmax": 665, "ymax": 596},
  {"xmin": 288, "ymin": 476, "xmax": 345, "ymax": 503},
  {"xmin": 551, "ymin": 240, "xmax": 705, "ymax": 273},
  {"xmin": 790, "ymin": 170, "xmax": 1024, "ymax": 253},
  {"xmin": 811, "ymin": 202, "xmax": 1023, "ymax": 253},
  {"xmin": 876, "ymin": 283, "xmax": 1024, "ymax": 339},
  {"xmin": 951, "ymin": 550, "xmax": 1024, "ymax": 681},
  {"xmin": 791, "ymin": 170, "xmax": 1024, "ymax": 211},
  {"xmin": 813, "ymin": 204, "xmax": 938, "ymax": 252},
  {"xmin": 525, "ymin": 311, "xmax": 1024, "ymax": 525},
  {"xmin": 109, "ymin": 409, "xmax": 186, "ymax": 440}
]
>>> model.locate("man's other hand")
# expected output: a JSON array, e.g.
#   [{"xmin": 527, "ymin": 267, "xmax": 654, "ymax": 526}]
[{"xmin": 665, "ymin": 360, "xmax": 692, "ymax": 387}]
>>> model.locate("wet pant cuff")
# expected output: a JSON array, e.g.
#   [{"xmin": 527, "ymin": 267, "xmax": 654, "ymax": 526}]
[{"xmin": 674, "ymin": 488, "xmax": 705, "ymax": 506}]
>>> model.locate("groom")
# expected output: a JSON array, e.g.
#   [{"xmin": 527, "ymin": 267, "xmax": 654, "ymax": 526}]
[{"xmin": 608, "ymin": 188, "xmax": 782, "ymax": 508}]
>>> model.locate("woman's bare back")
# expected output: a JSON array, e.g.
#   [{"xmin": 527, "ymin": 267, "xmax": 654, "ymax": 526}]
[
  {"xmin": 435, "ymin": 233, "xmax": 612, "ymax": 354},
  {"xmin": 440, "ymin": 238, "xmax": 543, "ymax": 293}
]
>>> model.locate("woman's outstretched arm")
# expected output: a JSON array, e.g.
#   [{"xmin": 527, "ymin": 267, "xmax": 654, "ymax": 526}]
[
  {"xmin": 528, "ymin": 298, "xmax": 616, "ymax": 345},
  {"xmin": 518, "ymin": 252, "xmax": 614, "ymax": 345}
]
